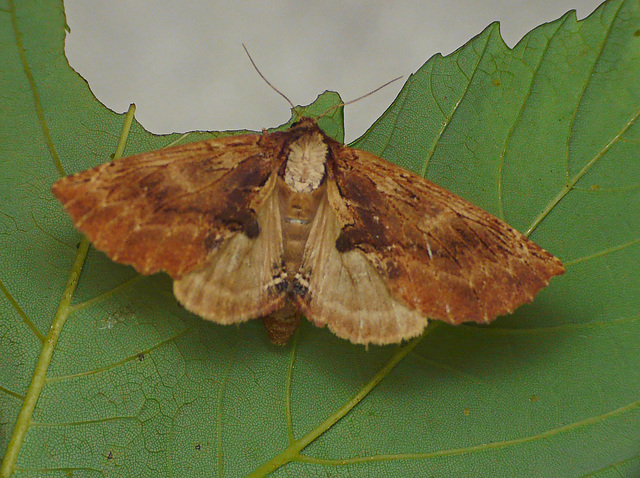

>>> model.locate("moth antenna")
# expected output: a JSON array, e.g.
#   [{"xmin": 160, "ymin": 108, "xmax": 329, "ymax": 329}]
[
  {"xmin": 317, "ymin": 76, "xmax": 403, "ymax": 120},
  {"xmin": 242, "ymin": 44, "xmax": 298, "ymax": 116}
]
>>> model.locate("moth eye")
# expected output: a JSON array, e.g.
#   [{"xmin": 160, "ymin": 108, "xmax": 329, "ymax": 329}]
[{"xmin": 291, "ymin": 120, "xmax": 300, "ymax": 127}]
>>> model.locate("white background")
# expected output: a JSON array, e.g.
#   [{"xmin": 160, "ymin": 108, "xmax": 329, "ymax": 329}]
[{"xmin": 64, "ymin": 0, "xmax": 603, "ymax": 143}]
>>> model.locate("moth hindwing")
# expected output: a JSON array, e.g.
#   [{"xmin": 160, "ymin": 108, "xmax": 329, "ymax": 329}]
[{"xmin": 52, "ymin": 116, "xmax": 564, "ymax": 345}]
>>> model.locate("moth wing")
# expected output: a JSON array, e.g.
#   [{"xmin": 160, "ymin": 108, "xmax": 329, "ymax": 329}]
[
  {"xmin": 292, "ymin": 190, "xmax": 428, "ymax": 345},
  {"xmin": 53, "ymin": 134, "xmax": 287, "ymax": 322},
  {"xmin": 325, "ymin": 148, "xmax": 565, "ymax": 328},
  {"xmin": 173, "ymin": 187, "xmax": 286, "ymax": 323},
  {"xmin": 52, "ymin": 134, "xmax": 281, "ymax": 277}
]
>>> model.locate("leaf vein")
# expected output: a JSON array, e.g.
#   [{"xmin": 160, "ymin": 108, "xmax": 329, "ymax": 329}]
[
  {"xmin": 0, "ymin": 276, "xmax": 44, "ymax": 342},
  {"xmin": 564, "ymin": 236, "xmax": 640, "ymax": 266},
  {"xmin": 46, "ymin": 325, "xmax": 196, "ymax": 383},
  {"xmin": 496, "ymin": 15, "xmax": 569, "ymax": 220},
  {"xmin": 296, "ymin": 398, "xmax": 640, "ymax": 465},
  {"xmin": 525, "ymin": 106, "xmax": 640, "ymax": 236},
  {"xmin": 8, "ymin": 0, "xmax": 64, "ymax": 177},
  {"xmin": 420, "ymin": 29, "xmax": 493, "ymax": 178}
]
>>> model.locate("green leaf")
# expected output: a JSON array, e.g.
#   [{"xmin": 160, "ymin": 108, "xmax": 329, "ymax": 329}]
[{"xmin": 1, "ymin": 0, "xmax": 639, "ymax": 477}]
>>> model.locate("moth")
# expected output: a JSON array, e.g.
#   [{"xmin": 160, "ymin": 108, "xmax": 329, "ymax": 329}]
[{"xmin": 52, "ymin": 113, "xmax": 565, "ymax": 346}]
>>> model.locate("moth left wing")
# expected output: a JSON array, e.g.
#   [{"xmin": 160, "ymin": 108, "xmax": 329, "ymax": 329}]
[
  {"xmin": 324, "ymin": 148, "xmax": 565, "ymax": 329},
  {"xmin": 53, "ymin": 134, "xmax": 288, "ymax": 323},
  {"xmin": 52, "ymin": 134, "xmax": 282, "ymax": 278},
  {"xmin": 173, "ymin": 187, "xmax": 287, "ymax": 324}
]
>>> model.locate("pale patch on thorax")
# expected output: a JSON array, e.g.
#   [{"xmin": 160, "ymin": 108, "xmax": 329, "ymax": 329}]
[{"xmin": 284, "ymin": 132, "xmax": 327, "ymax": 193}]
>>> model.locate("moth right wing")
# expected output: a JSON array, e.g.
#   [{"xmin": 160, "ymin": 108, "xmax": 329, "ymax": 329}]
[
  {"xmin": 292, "ymin": 146, "xmax": 564, "ymax": 345},
  {"xmin": 291, "ymin": 188, "xmax": 428, "ymax": 345},
  {"xmin": 52, "ymin": 133, "xmax": 288, "ymax": 323},
  {"xmin": 327, "ymin": 148, "xmax": 565, "ymax": 327}
]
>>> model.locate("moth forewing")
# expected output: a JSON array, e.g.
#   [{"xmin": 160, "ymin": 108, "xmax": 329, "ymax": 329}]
[
  {"xmin": 52, "ymin": 116, "xmax": 565, "ymax": 346},
  {"xmin": 51, "ymin": 133, "xmax": 282, "ymax": 277},
  {"xmin": 328, "ymin": 148, "xmax": 565, "ymax": 326}
]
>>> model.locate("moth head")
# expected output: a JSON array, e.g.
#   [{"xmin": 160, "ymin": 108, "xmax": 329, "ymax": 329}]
[{"xmin": 289, "ymin": 117, "xmax": 320, "ymax": 131}]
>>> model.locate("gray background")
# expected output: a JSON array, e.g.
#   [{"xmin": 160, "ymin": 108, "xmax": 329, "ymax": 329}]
[{"xmin": 64, "ymin": 1, "xmax": 603, "ymax": 143}]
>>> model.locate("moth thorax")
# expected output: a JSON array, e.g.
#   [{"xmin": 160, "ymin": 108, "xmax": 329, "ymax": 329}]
[{"xmin": 284, "ymin": 132, "xmax": 327, "ymax": 193}]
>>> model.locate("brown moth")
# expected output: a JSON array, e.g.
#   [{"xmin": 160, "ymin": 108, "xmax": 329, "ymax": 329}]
[{"xmin": 51, "ymin": 114, "xmax": 565, "ymax": 346}]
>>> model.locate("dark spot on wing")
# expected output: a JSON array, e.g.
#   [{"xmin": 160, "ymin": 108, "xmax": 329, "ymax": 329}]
[
  {"xmin": 243, "ymin": 218, "xmax": 260, "ymax": 239},
  {"xmin": 331, "ymin": 168, "xmax": 394, "ymax": 252},
  {"xmin": 291, "ymin": 278, "xmax": 309, "ymax": 298},
  {"xmin": 274, "ymin": 278, "xmax": 289, "ymax": 294},
  {"xmin": 335, "ymin": 232, "xmax": 352, "ymax": 253},
  {"xmin": 232, "ymin": 159, "xmax": 272, "ymax": 188}
]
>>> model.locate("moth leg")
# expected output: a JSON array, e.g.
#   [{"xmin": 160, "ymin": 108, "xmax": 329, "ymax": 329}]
[{"xmin": 262, "ymin": 303, "xmax": 301, "ymax": 345}]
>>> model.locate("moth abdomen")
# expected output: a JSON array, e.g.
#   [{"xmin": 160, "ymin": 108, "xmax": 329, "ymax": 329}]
[{"xmin": 261, "ymin": 304, "xmax": 302, "ymax": 346}]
